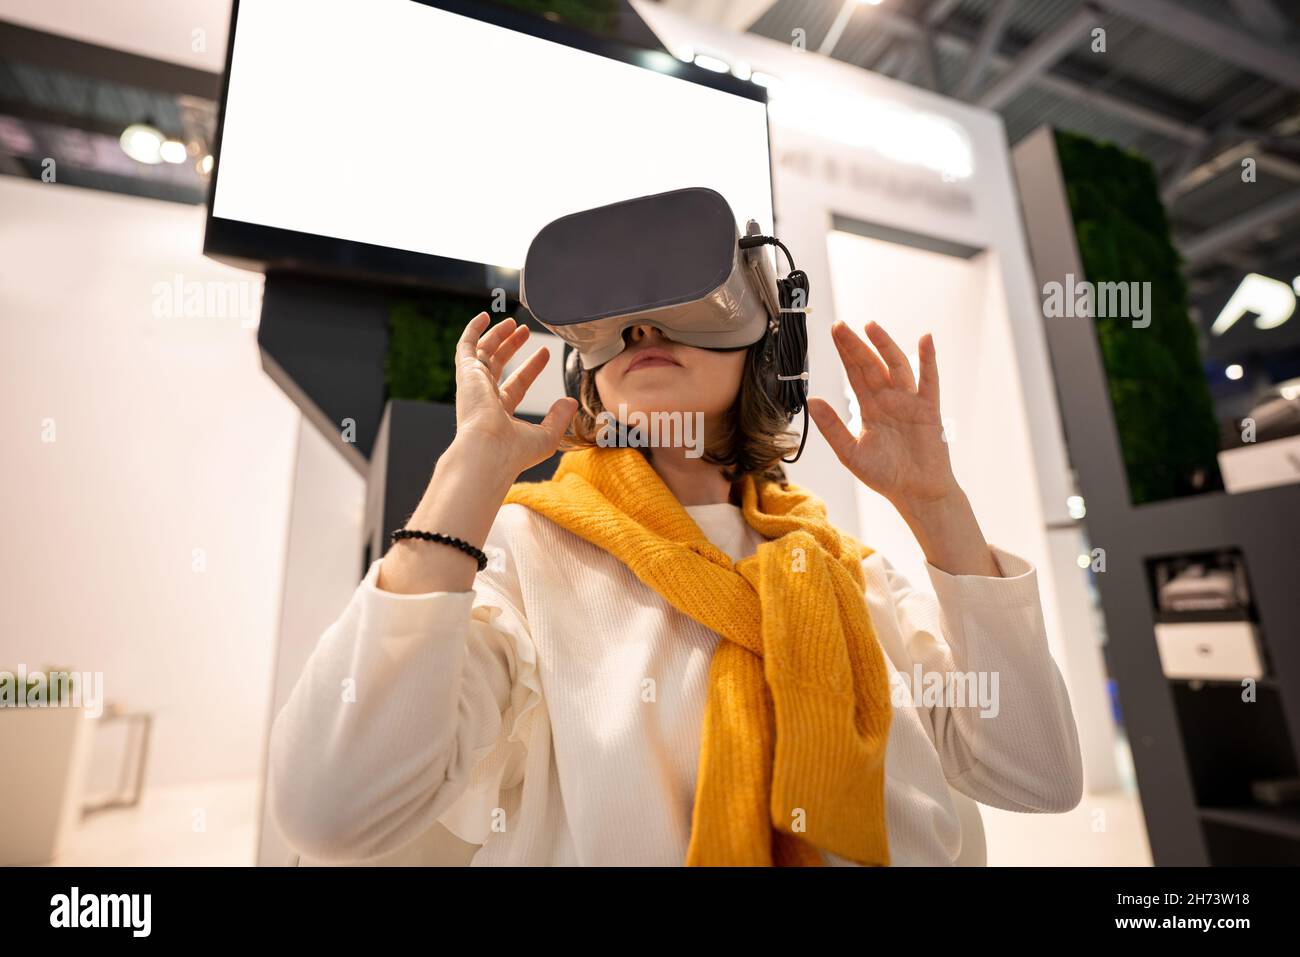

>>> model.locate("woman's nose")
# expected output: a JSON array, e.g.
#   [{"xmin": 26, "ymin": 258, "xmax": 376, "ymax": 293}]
[{"xmin": 626, "ymin": 323, "xmax": 663, "ymax": 344}]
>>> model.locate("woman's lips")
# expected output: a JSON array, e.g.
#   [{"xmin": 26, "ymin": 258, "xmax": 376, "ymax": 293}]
[
  {"xmin": 627, "ymin": 357, "xmax": 679, "ymax": 371},
  {"xmin": 625, "ymin": 351, "xmax": 681, "ymax": 373}
]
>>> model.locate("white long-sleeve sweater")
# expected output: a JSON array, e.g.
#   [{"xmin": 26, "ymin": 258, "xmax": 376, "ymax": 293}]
[{"xmin": 268, "ymin": 500, "xmax": 1083, "ymax": 866}]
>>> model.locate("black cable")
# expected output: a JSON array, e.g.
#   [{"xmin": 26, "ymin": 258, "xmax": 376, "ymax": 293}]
[
  {"xmin": 776, "ymin": 270, "xmax": 810, "ymax": 464},
  {"xmin": 741, "ymin": 234, "xmax": 812, "ymax": 462}
]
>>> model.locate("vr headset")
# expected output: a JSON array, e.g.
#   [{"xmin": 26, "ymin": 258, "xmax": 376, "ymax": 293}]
[{"xmin": 519, "ymin": 186, "xmax": 812, "ymax": 461}]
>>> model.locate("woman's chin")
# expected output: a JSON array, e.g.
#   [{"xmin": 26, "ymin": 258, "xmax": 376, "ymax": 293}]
[{"xmin": 607, "ymin": 403, "xmax": 699, "ymax": 418}]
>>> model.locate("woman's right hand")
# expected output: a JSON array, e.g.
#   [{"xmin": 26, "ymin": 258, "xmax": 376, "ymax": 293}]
[
  {"xmin": 452, "ymin": 311, "xmax": 578, "ymax": 480},
  {"xmin": 378, "ymin": 311, "xmax": 576, "ymax": 595}
]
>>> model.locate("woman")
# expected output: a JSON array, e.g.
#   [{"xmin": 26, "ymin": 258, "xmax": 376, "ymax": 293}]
[{"xmin": 268, "ymin": 310, "xmax": 1083, "ymax": 866}]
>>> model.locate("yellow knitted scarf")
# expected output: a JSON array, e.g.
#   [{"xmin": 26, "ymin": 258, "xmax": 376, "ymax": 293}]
[{"xmin": 503, "ymin": 446, "xmax": 892, "ymax": 866}]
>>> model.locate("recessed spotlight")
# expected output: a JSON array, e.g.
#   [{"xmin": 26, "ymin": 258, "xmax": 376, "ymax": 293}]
[
  {"xmin": 159, "ymin": 139, "xmax": 188, "ymax": 164},
  {"xmin": 693, "ymin": 54, "xmax": 730, "ymax": 73},
  {"xmin": 119, "ymin": 122, "xmax": 164, "ymax": 164},
  {"xmin": 1225, "ymin": 363, "xmax": 1244, "ymax": 381}
]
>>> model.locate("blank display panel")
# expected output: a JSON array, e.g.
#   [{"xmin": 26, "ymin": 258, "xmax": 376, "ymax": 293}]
[{"xmin": 212, "ymin": 0, "xmax": 774, "ymax": 272}]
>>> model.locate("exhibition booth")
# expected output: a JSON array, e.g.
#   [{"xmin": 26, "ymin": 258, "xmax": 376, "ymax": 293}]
[
  {"xmin": 18, "ymin": 0, "xmax": 1300, "ymax": 871},
  {"xmin": 188, "ymin": 0, "xmax": 1121, "ymax": 864}
]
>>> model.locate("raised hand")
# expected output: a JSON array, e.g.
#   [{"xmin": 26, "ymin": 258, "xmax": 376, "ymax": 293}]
[
  {"xmin": 377, "ymin": 312, "xmax": 576, "ymax": 595},
  {"xmin": 807, "ymin": 320, "xmax": 956, "ymax": 509},
  {"xmin": 454, "ymin": 311, "xmax": 578, "ymax": 480},
  {"xmin": 807, "ymin": 320, "xmax": 999, "ymax": 577}
]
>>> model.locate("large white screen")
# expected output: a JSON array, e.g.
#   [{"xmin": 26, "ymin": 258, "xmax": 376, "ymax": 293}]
[{"xmin": 213, "ymin": 0, "xmax": 773, "ymax": 270}]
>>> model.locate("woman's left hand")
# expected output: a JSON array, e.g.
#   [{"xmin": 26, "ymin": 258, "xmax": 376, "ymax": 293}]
[
  {"xmin": 807, "ymin": 321, "xmax": 1001, "ymax": 578},
  {"xmin": 807, "ymin": 320, "xmax": 956, "ymax": 510}
]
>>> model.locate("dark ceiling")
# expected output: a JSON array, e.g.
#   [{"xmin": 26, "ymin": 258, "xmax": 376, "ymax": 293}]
[{"xmin": 736, "ymin": 0, "xmax": 1300, "ymax": 299}]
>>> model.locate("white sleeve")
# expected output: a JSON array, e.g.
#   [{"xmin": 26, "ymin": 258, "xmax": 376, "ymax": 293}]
[
  {"xmin": 868, "ymin": 545, "xmax": 1084, "ymax": 813},
  {"xmin": 266, "ymin": 554, "xmax": 542, "ymax": 862}
]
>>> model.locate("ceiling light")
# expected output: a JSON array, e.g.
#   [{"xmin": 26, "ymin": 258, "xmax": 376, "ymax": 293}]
[
  {"xmin": 693, "ymin": 54, "xmax": 730, "ymax": 73},
  {"xmin": 1225, "ymin": 364, "xmax": 1244, "ymax": 381},
  {"xmin": 198, "ymin": 154, "xmax": 214, "ymax": 175},
  {"xmin": 119, "ymin": 122, "xmax": 164, "ymax": 165},
  {"xmin": 159, "ymin": 139, "xmax": 188, "ymax": 164},
  {"xmin": 1066, "ymin": 495, "xmax": 1086, "ymax": 520}
]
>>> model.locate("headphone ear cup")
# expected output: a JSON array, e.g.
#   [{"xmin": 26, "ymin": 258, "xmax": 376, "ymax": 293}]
[{"xmin": 562, "ymin": 344, "xmax": 583, "ymax": 402}]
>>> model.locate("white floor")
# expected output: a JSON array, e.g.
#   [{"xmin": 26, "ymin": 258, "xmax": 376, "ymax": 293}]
[
  {"xmin": 982, "ymin": 734, "xmax": 1153, "ymax": 866},
  {"xmin": 52, "ymin": 778, "xmax": 261, "ymax": 867},
  {"xmin": 50, "ymin": 777, "xmax": 1153, "ymax": 868}
]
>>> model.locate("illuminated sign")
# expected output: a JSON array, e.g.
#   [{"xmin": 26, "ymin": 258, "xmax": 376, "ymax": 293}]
[{"xmin": 1211, "ymin": 272, "xmax": 1299, "ymax": 336}]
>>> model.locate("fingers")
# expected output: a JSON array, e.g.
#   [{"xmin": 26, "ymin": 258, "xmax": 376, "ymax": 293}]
[
  {"xmin": 475, "ymin": 317, "xmax": 522, "ymax": 376},
  {"xmin": 455, "ymin": 311, "xmax": 533, "ymax": 384},
  {"xmin": 831, "ymin": 321, "xmax": 890, "ymax": 392},
  {"xmin": 863, "ymin": 321, "xmax": 916, "ymax": 392},
  {"xmin": 833, "ymin": 328, "xmax": 875, "ymax": 406},
  {"xmin": 916, "ymin": 333, "xmax": 940, "ymax": 407},
  {"xmin": 455, "ymin": 311, "xmax": 491, "ymax": 368},
  {"xmin": 807, "ymin": 396, "xmax": 857, "ymax": 463},
  {"xmin": 535, "ymin": 395, "xmax": 579, "ymax": 448},
  {"xmin": 499, "ymin": 345, "xmax": 549, "ymax": 414},
  {"xmin": 482, "ymin": 323, "xmax": 530, "ymax": 379}
]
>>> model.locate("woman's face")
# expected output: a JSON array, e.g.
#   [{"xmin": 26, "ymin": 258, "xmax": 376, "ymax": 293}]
[{"xmin": 593, "ymin": 324, "xmax": 746, "ymax": 425}]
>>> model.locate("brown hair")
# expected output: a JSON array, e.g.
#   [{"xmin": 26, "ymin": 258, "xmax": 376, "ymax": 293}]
[{"xmin": 558, "ymin": 338, "xmax": 800, "ymax": 483}]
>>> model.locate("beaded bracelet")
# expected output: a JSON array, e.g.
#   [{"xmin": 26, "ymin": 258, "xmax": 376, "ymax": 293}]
[{"xmin": 390, "ymin": 528, "xmax": 488, "ymax": 572}]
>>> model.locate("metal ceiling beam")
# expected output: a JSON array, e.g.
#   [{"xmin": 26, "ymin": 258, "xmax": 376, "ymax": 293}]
[
  {"xmin": 692, "ymin": 1, "xmax": 1208, "ymax": 145},
  {"xmin": 1090, "ymin": 0, "xmax": 1300, "ymax": 92},
  {"xmin": 1228, "ymin": 0, "xmax": 1292, "ymax": 38},
  {"xmin": 916, "ymin": 29, "xmax": 942, "ymax": 92},
  {"xmin": 1162, "ymin": 132, "xmax": 1235, "ymax": 204},
  {"xmin": 817, "ymin": 0, "xmax": 859, "ymax": 57},
  {"xmin": 952, "ymin": 0, "xmax": 1016, "ymax": 100},
  {"xmin": 977, "ymin": 5, "xmax": 1099, "ymax": 110},
  {"xmin": 723, "ymin": 1, "xmax": 1275, "ymax": 154},
  {"xmin": 924, "ymin": 0, "xmax": 963, "ymax": 29},
  {"xmin": 866, "ymin": 10, "xmax": 1210, "ymax": 144},
  {"xmin": 892, "ymin": 43, "xmax": 922, "ymax": 83},
  {"xmin": 1164, "ymin": 134, "xmax": 1300, "ymax": 203},
  {"xmin": 1179, "ymin": 187, "xmax": 1300, "ymax": 267},
  {"xmin": 1161, "ymin": 86, "xmax": 1300, "ymax": 202},
  {"xmin": 859, "ymin": 30, "xmax": 901, "ymax": 73}
]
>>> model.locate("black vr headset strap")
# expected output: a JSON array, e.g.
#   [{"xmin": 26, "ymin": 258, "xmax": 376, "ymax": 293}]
[
  {"xmin": 741, "ymin": 234, "xmax": 811, "ymax": 463},
  {"xmin": 562, "ymin": 342, "xmax": 583, "ymax": 402}
]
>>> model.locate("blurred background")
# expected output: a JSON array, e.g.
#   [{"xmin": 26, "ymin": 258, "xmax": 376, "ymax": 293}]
[{"xmin": 3, "ymin": 0, "xmax": 1299, "ymax": 867}]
